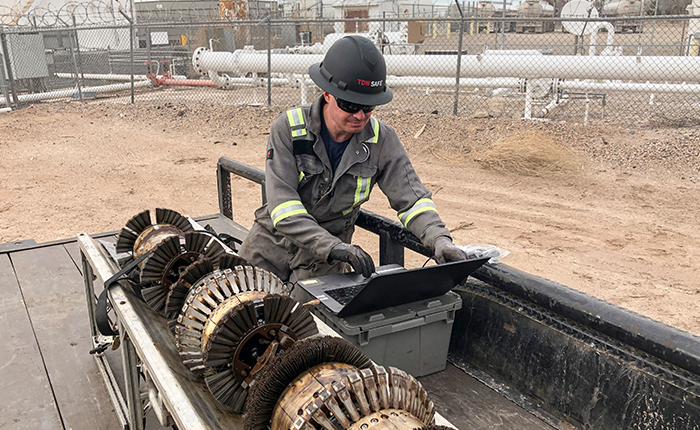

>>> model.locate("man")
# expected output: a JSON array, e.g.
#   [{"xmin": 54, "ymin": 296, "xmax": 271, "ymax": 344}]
[{"xmin": 239, "ymin": 35, "xmax": 468, "ymax": 282}]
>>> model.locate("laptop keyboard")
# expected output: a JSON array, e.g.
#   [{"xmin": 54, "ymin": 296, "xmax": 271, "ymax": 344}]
[{"xmin": 325, "ymin": 285, "xmax": 363, "ymax": 305}]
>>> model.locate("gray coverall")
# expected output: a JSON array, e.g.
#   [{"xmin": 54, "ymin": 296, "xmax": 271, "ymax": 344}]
[{"xmin": 238, "ymin": 96, "xmax": 453, "ymax": 282}]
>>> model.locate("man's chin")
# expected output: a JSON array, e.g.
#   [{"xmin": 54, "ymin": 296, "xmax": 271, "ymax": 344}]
[{"xmin": 346, "ymin": 122, "xmax": 367, "ymax": 132}]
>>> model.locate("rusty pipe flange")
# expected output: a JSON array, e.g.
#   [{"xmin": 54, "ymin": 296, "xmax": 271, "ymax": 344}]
[
  {"xmin": 192, "ymin": 46, "xmax": 208, "ymax": 76},
  {"xmin": 277, "ymin": 365, "xmax": 435, "ymax": 430}
]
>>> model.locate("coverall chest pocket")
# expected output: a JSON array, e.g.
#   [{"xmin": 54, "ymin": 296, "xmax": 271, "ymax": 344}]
[
  {"xmin": 332, "ymin": 164, "xmax": 377, "ymax": 215},
  {"xmin": 295, "ymin": 154, "xmax": 325, "ymax": 200}
]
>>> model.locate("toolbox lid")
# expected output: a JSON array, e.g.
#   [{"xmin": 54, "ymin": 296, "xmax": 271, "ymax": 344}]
[{"xmin": 317, "ymin": 291, "xmax": 463, "ymax": 335}]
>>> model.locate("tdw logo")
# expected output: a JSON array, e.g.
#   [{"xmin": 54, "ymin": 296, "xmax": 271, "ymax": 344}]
[{"xmin": 357, "ymin": 79, "xmax": 383, "ymax": 87}]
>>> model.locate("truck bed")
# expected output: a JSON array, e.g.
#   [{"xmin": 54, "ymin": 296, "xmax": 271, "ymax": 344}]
[{"xmin": 0, "ymin": 213, "xmax": 553, "ymax": 430}]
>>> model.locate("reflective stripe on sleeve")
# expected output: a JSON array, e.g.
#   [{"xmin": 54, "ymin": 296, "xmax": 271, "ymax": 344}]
[
  {"xmin": 271, "ymin": 200, "xmax": 308, "ymax": 227},
  {"xmin": 342, "ymin": 176, "xmax": 372, "ymax": 215},
  {"xmin": 364, "ymin": 117, "xmax": 379, "ymax": 144},
  {"xmin": 298, "ymin": 171, "xmax": 305, "ymax": 182},
  {"xmin": 287, "ymin": 107, "xmax": 307, "ymax": 138},
  {"xmin": 397, "ymin": 198, "xmax": 437, "ymax": 226}
]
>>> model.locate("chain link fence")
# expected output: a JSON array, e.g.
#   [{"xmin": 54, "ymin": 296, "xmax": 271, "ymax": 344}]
[{"xmin": 1, "ymin": 7, "xmax": 700, "ymax": 126}]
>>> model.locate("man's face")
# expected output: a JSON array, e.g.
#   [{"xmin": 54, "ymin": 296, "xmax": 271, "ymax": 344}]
[{"xmin": 323, "ymin": 92, "xmax": 372, "ymax": 136}]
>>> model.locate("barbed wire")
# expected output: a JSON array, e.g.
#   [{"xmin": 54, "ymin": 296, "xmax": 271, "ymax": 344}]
[
  {"xmin": 0, "ymin": 0, "xmax": 456, "ymax": 28},
  {"xmin": 0, "ymin": 0, "xmax": 129, "ymax": 27},
  {"xmin": 0, "ymin": 2, "xmax": 694, "ymax": 29}
]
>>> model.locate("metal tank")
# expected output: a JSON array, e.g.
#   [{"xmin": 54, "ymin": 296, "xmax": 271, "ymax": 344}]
[
  {"xmin": 516, "ymin": 0, "xmax": 555, "ymax": 33},
  {"xmin": 603, "ymin": 0, "xmax": 643, "ymax": 32},
  {"xmin": 476, "ymin": 1, "xmax": 516, "ymax": 33}
]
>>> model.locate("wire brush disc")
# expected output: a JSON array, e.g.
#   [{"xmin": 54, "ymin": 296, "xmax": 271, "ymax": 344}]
[
  {"xmin": 116, "ymin": 208, "xmax": 192, "ymax": 259},
  {"xmin": 164, "ymin": 258, "xmax": 215, "ymax": 319},
  {"xmin": 141, "ymin": 231, "xmax": 227, "ymax": 314},
  {"xmin": 155, "ymin": 208, "xmax": 193, "ymax": 233},
  {"xmin": 275, "ymin": 364, "xmax": 434, "ymax": 430},
  {"xmin": 415, "ymin": 426, "xmax": 454, "ymax": 430},
  {"xmin": 116, "ymin": 210, "xmax": 152, "ymax": 254},
  {"xmin": 244, "ymin": 336, "xmax": 374, "ymax": 430},
  {"xmin": 174, "ymin": 266, "xmax": 289, "ymax": 374},
  {"xmin": 165, "ymin": 252, "xmax": 253, "ymax": 320},
  {"xmin": 201, "ymin": 294, "xmax": 319, "ymax": 413}
]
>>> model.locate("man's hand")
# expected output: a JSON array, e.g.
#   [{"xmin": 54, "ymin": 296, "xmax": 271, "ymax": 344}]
[
  {"xmin": 329, "ymin": 243, "xmax": 375, "ymax": 278},
  {"xmin": 433, "ymin": 236, "xmax": 469, "ymax": 264}
]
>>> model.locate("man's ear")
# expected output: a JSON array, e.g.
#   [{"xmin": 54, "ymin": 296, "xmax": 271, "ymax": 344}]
[{"xmin": 322, "ymin": 91, "xmax": 331, "ymax": 103}]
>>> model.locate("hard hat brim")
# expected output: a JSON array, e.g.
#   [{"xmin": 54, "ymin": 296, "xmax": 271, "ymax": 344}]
[{"xmin": 309, "ymin": 63, "xmax": 394, "ymax": 106}]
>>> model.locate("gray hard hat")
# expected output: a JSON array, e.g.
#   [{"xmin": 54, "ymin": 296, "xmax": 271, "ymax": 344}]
[{"xmin": 309, "ymin": 35, "xmax": 393, "ymax": 106}]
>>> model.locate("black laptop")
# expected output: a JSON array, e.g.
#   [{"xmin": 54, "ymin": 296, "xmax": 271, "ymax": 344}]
[{"xmin": 296, "ymin": 258, "xmax": 489, "ymax": 317}]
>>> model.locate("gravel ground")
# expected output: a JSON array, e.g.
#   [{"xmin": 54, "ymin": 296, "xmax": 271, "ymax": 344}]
[{"xmin": 1, "ymin": 98, "xmax": 698, "ymax": 335}]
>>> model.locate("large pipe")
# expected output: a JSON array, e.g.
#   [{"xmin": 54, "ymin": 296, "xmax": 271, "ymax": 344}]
[
  {"xmin": 557, "ymin": 80, "xmax": 700, "ymax": 94},
  {"xmin": 0, "ymin": 81, "xmax": 151, "ymax": 105},
  {"xmin": 56, "ymin": 73, "xmax": 150, "ymax": 81},
  {"xmin": 56, "ymin": 73, "xmax": 188, "ymax": 81},
  {"xmin": 587, "ymin": 22, "xmax": 616, "ymax": 56},
  {"xmin": 193, "ymin": 48, "xmax": 700, "ymax": 83}
]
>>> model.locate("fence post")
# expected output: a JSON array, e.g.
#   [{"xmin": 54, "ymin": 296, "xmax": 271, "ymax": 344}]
[
  {"xmin": 453, "ymin": 16, "xmax": 465, "ymax": 115},
  {"xmin": 382, "ymin": 12, "xmax": 386, "ymax": 53},
  {"xmin": 0, "ymin": 52, "xmax": 10, "ymax": 108},
  {"xmin": 130, "ymin": 23, "xmax": 135, "ymax": 103},
  {"xmin": 72, "ymin": 15, "xmax": 85, "ymax": 81},
  {"xmin": 146, "ymin": 26, "xmax": 153, "ymax": 90},
  {"xmin": 67, "ymin": 17, "xmax": 84, "ymax": 101},
  {"xmin": 1, "ymin": 29, "xmax": 19, "ymax": 108},
  {"xmin": 0, "ymin": 30, "xmax": 12, "ymax": 108},
  {"xmin": 118, "ymin": 9, "xmax": 136, "ymax": 103},
  {"xmin": 267, "ymin": 16, "xmax": 272, "ymax": 106},
  {"xmin": 500, "ymin": 0, "xmax": 506, "ymax": 49}
]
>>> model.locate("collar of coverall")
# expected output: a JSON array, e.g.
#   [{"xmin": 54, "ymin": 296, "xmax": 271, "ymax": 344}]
[{"xmin": 308, "ymin": 95, "xmax": 377, "ymax": 145}]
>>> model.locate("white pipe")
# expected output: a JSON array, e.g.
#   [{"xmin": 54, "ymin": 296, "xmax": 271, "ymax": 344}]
[
  {"xmin": 206, "ymin": 70, "xmax": 294, "ymax": 89},
  {"xmin": 524, "ymin": 83, "xmax": 533, "ymax": 119},
  {"xmin": 483, "ymin": 49, "xmax": 544, "ymax": 56},
  {"xmin": 559, "ymin": 80, "xmax": 700, "ymax": 94},
  {"xmin": 301, "ymin": 77, "xmax": 308, "ymax": 104},
  {"xmin": 0, "ymin": 107, "xmax": 11, "ymax": 114},
  {"xmin": 0, "ymin": 81, "xmax": 151, "ymax": 105},
  {"xmin": 386, "ymin": 76, "xmax": 522, "ymax": 88},
  {"xmin": 56, "ymin": 73, "xmax": 189, "ymax": 81},
  {"xmin": 193, "ymin": 48, "xmax": 700, "ymax": 83},
  {"xmin": 541, "ymin": 97, "xmax": 567, "ymax": 116},
  {"xmin": 587, "ymin": 22, "xmax": 616, "ymax": 56},
  {"xmin": 56, "ymin": 73, "xmax": 150, "ymax": 81}
]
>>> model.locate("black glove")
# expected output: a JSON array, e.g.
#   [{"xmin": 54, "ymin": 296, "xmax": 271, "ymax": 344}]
[
  {"xmin": 329, "ymin": 243, "xmax": 375, "ymax": 278},
  {"xmin": 433, "ymin": 236, "xmax": 469, "ymax": 264}
]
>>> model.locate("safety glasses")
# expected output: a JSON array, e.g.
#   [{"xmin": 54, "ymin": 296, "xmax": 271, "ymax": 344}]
[{"xmin": 334, "ymin": 96, "xmax": 376, "ymax": 114}]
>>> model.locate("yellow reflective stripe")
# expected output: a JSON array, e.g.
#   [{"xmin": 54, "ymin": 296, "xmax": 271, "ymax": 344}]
[
  {"xmin": 294, "ymin": 107, "xmax": 305, "ymax": 125},
  {"xmin": 271, "ymin": 200, "xmax": 308, "ymax": 227},
  {"xmin": 398, "ymin": 198, "xmax": 437, "ymax": 226},
  {"xmin": 298, "ymin": 171, "xmax": 305, "ymax": 182},
  {"xmin": 342, "ymin": 176, "xmax": 372, "ymax": 215},
  {"xmin": 365, "ymin": 117, "xmax": 379, "ymax": 144},
  {"xmin": 287, "ymin": 107, "xmax": 307, "ymax": 137}
]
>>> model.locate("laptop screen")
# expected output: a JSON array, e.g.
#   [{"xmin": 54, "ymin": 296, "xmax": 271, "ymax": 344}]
[{"xmin": 337, "ymin": 257, "xmax": 489, "ymax": 317}]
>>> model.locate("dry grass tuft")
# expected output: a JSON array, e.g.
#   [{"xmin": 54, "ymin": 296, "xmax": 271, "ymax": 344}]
[{"xmin": 475, "ymin": 130, "xmax": 582, "ymax": 177}]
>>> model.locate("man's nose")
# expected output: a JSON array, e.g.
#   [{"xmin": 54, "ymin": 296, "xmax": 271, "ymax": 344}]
[{"xmin": 352, "ymin": 110, "xmax": 369, "ymax": 120}]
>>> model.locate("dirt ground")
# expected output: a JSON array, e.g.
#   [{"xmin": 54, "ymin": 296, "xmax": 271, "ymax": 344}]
[{"xmin": 1, "ymin": 99, "xmax": 698, "ymax": 336}]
